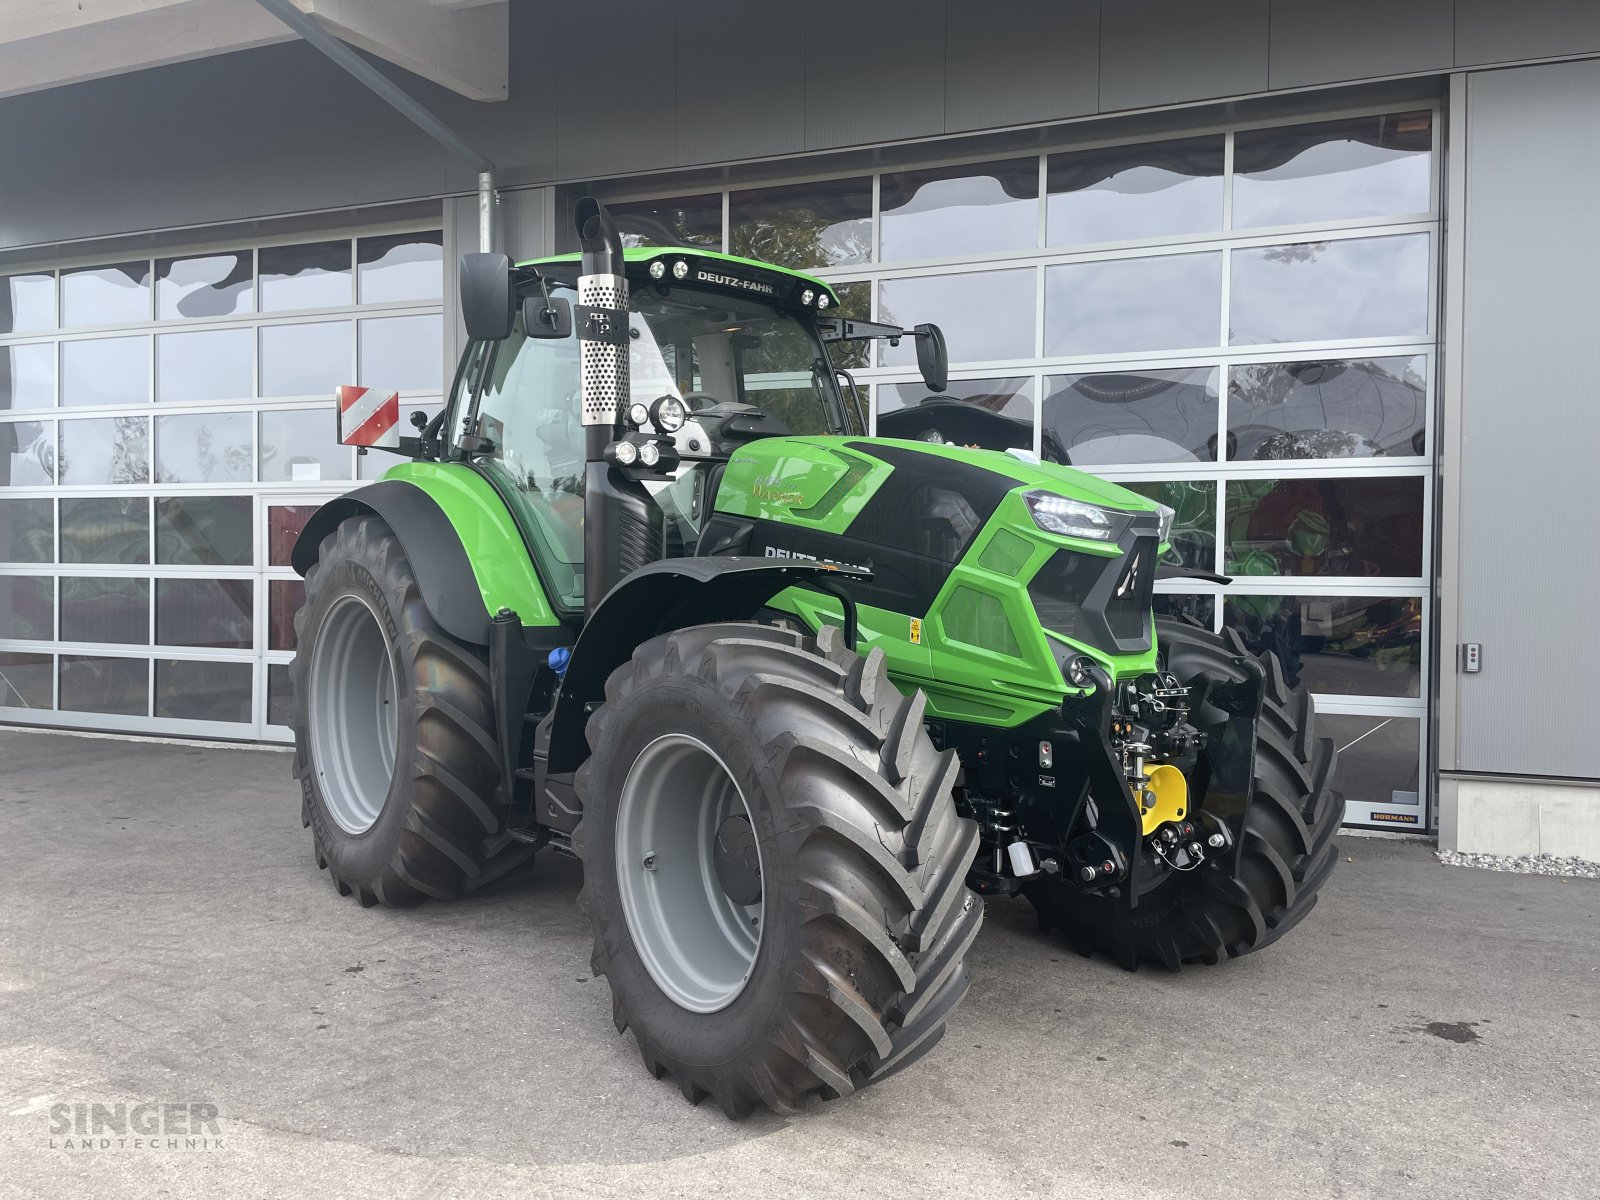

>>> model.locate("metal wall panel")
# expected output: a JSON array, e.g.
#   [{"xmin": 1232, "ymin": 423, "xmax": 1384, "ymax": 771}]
[
  {"xmin": 1099, "ymin": 0, "xmax": 1269, "ymax": 112},
  {"xmin": 802, "ymin": 1, "xmax": 947, "ymax": 150},
  {"xmin": 1455, "ymin": 60, "xmax": 1600, "ymax": 779},
  {"xmin": 673, "ymin": 2, "xmax": 807, "ymax": 165},
  {"xmin": 944, "ymin": 1, "xmax": 1099, "ymax": 132},
  {"xmin": 1456, "ymin": 0, "xmax": 1600, "ymax": 67},
  {"xmin": 549, "ymin": 3, "xmax": 677, "ymax": 181},
  {"xmin": 1267, "ymin": 0, "xmax": 1454, "ymax": 89}
]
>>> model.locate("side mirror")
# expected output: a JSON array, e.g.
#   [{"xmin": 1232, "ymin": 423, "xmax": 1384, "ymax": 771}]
[
  {"xmin": 459, "ymin": 252, "xmax": 514, "ymax": 341},
  {"xmin": 522, "ymin": 294, "xmax": 573, "ymax": 340},
  {"xmin": 914, "ymin": 322, "xmax": 948, "ymax": 393}
]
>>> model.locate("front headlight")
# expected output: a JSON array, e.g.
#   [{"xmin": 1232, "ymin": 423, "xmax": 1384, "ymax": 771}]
[
  {"xmin": 1024, "ymin": 491, "xmax": 1119, "ymax": 541},
  {"xmin": 1157, "ymin": 503, "xmax": 1174, "ymax": 544}
]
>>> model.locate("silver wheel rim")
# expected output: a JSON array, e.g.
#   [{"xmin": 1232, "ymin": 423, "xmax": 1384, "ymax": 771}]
[
  {"xmin": 308, "ymin": 594, "xmax": 399, "ymax": 836},
  {"xmin": 614, "ymin": 734, "xmax": 764, "ymax": 1013}
]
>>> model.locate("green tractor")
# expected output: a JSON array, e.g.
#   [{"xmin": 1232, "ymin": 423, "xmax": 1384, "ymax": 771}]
[{"xmin": 290, "ymin": 199, "xmax": 1342, "ymax": 1117}]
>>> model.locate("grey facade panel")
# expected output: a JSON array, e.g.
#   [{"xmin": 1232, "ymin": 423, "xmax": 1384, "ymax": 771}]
[
  {"xmin": 0, "ymin": 41, "xmax": 451, "ymax": 253},
  {"xmin": 673, "ymin": 3, "xmax": 807, "ymax": 165},
  {"xmin": 1267, "ymin": 0, "xmax": 1455, "ymax": 89},
  {"xmin": 944, "ymin": 1, "xmax": 1099, "ymax": 132},
  {"xmin": 550, "ymin": 4, "xmax": 677, "ymax": 181},
  {"xmin": 1455, "ymin": 0, "xmax": 1600, "ymax": 68},
  {"xmin": 1455, "ymin": 59, "xmax": 1600, "ymax": 779},
  {"xmin": 1099, "ymin": 0, "xmax": 1270, "ymax": 112},
  {"xmin": 802, "ymin": 1, "xmax": 947, "ymax": 150}
]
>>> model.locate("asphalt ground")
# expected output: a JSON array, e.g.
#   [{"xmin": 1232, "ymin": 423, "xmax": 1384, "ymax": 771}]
[{"xmin": 1, "ymin": 728, "xmax": 1596, "ymax": 1199}]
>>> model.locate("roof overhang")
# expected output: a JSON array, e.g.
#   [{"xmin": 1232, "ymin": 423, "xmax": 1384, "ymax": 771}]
[{"xmin": 0, "ymin": 0, "xmax": 508, "ymax": 102}]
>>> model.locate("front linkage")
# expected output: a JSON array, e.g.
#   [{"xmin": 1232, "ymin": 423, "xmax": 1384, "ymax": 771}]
[{"xmin": 935, "ymin": 655, "xmax": 1266, "ymax": 912}]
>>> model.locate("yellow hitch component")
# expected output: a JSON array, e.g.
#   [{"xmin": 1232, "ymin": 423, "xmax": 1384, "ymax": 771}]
[{"xmin": 1139, "ymin": 763, "xmax": 1189, "ymax": 836}]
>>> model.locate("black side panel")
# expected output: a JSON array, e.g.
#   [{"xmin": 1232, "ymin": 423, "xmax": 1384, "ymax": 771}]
[
  {"xmin": 546, "ymin": 558, "xmax": 867, "ymax": 774},
  {"xmin": 290, "ymin": 480, "xmax": 492, "ymax": 645}
]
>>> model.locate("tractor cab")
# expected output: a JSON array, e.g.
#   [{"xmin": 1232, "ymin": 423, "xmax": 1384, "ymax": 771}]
[{"xmin": 437, "ymin": 238, "xmax": 945, "ymax": 619}]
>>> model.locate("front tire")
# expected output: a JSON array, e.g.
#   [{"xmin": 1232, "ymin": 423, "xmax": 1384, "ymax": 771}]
[
  {"xmin": 1029, "ymin": 616, "xmax": 1343, "ymax": 969},
  {"xmin": 292, "ymin": 514, "xmax": 529, "ymax": 907},
  {"xmin": 574, "ymin": 622, "xmax": 983, "ymax": 1117}
]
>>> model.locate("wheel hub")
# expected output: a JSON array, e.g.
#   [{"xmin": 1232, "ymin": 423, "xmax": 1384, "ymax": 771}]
[
  {"xmin": 614, "ymin": 734, "xmax": 764, "ymax": 1014},
  {"xmin": 307, "ymin": 594, "xmax": 399, "ymax": 836}
]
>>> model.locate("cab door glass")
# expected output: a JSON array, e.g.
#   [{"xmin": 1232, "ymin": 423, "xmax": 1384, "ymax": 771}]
[{"xmin": 473, "ymin": 310, "xmax": 585, "ymax": 611}]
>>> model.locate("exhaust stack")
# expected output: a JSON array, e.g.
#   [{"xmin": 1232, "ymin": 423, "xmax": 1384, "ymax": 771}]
[{"xmin": 574, "ymin": 198, "xmax": 629, "ymax": 430}]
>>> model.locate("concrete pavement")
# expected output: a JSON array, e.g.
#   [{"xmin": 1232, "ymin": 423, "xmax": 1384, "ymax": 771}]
[{"xmin": 0, "ymin": 728, "xmax": 1595, "ymax": 1199}]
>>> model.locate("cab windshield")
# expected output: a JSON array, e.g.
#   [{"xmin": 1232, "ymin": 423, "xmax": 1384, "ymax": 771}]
[{"xmin": 627, "ymin": 282, "xmax": 856, "ymax": 441}]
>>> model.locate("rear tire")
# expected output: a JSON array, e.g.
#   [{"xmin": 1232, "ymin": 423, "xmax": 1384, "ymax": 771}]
[
  {"xmin": 574, "ymin": 622, "xmax": 983, "ymax": 1117},
  {"xmin": 292, "ymin": 514, "xmax": 530, "ymax": 907},
  {"xmin": 1028, "ymin": 615, "xmax": 1342, "ymax": 969}
]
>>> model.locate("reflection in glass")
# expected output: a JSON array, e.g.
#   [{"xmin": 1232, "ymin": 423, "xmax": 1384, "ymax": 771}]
[
  {"xmin": 156, "ymin": 659, "xmax": 252, "ymax": 722},
  {"xmin": 259, "ymin": 241, "xmax": 352, "ymax": 311},
  {"xmin": 1223, "ymin": 594, "xmax": 1420, "ymax": 697},
  {"xmin": 729, "ymin": 178, "xmax": 872, "ymax": 269},
  {"xmin": 268, "ymin": 505, "xmax": 317, "ymax": 566},
  {"xmin": 2, "ymin": 343, "xmax": 55, "ymax": 410},
  {"xmin": 1225, "ymin": 476, "xmax": 1424, "ymax": 578},
  {"xmin": 260, "ymin": 321, "xmax": 351, "ymax": 398},
  {"xmin": 359, "ymin": 314, "xmax": 443, "ymax": 393},
  {"xmin": 259, "ymin": 407, "xmax": 349, "ymax": 482},
  {"xmin": 155, "ymin": 412, "xmax": 253, "ymax": 484},
  {"xmin": 157, "ymin": 328, "xmax": 253, "ymax": 403},
  {"xmin": 355, "ymin": 231, "xmax": 444, "ymax": 304},
  {"xmin": 880, "ymin": 376, "xmax": 1035, "ymax": 422},
  {"xmin": 156, "ymin": 252, "xmax": 253, "ymax": 319},
  {"xmin": 156, "ymin": 578, "xmax": 253, "ymax": 649},
  {"xmin": 880, "ymin": 270, "xmax": 1034, "ymax": 366},
  {"xmin": 1153, "ymin": 593, "xmax": 1215, "ymax": 627},
  {"xmin": 156, "ymin": 495, "xmax": 252, "ymax": 566},
  {"xmin": 1118, "ymin": 480, "xmax": 1216, "ymax": 572},
  {"xmin": 60, "ymin": 575, "xmax": 148, "ymax": 644},
  {"xmin": 267, "ymin": 662, "xmax": 292, "ymax": 726},
  {"xmin": 61, "ymin": 497, "xmax": 149, "ymax": 564},
  {"xmin": 1045, "ymin": 367, "xmax": 1219, "ymax": 465},
  {"xmin": 0, "ymin": 498, "xmax": 52, "ymax": 562},
  {"xmin": 59, "ymin": 417, "xmax": 149, "ymax": 486},
  {"xmin": 1047, "ymin": 136, "xmax": 1224, "ymax": 245},
  {"xmin": 60, "ymin": 262, "xmax": 150, "ymax": 327},
  {"xmin": 609, "ymin": 194, "xmax": 722, "ymax": 248},
  {"xmin": 357, "ymin": 232, "xmax": 443, "ymax": 304},
  {"xmin": 0, "ymin": 575, "xmax": 52, "ymax": 639},
  {"xmin": 1228, "ymin": 357, "xmax": 1426, "ymax": 461},
  {"xmin": 1234, "ymin": 112, "xmax": 1432, "ymax": 228},
  {"xmin": 0, "ymin": 651, "xmax": 52, "ymax": 708},
  {"xmin": 1230, "ymin": 235, "xmax": 1429, "ymax": 345},
  {"xmin": 1046, "ymin": 253, "xmax": 1222, "ymax": 357},
  {"xmin": 1, "ymin": 273, "xmax": 56, "ymax": 335},
  {"xmin": 1323, "ymin": 713, "xmax": 1421, "ymax": 807},
  {"xmin": 59, "ymin": 655, "xmax": 147, "ymax": 716},
  {"xmin": 61, "ymin": 336, "xmax": 150, "ymax": 407},
  {"xmin": 269, "ymin": 578, "xmax": 306, "ymax": 650},
  {"xmin": 880, "ymin": 159, "xmax": 1039, "ymax": 262},
  {"xmin": 1, "ymin": 420, "xmax": 54, "ymax": 484}
]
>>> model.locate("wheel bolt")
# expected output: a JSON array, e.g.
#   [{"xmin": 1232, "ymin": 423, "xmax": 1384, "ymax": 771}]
[
  {"xmin": 1207, "ymin": 832, "xmax": 1225, "ymax": 848},
  {"xmin": 642, "ymin": 854, "xmax": 656, "ymax": 871}
]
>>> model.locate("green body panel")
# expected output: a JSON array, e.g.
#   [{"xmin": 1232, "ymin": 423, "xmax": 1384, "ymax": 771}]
[
  {"xmin": 517, "ymin": 247, "xmax": 840, "ymax": 306},
  {"xmin": 719, "ymin": 436, "xmax": 1167, "ymax": 723},
  {"xmin": 714, "ymin": 438, "xmax": 892, "ymax": 535},
  {"xmin": 382, "ymin": 461, "xmax": 559, "ymax": 628}
]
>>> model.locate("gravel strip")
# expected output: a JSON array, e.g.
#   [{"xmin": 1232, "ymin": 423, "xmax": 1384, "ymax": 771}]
[{"xmin": 1437, "ymin": 848, "xmax": 1600, "ymax": 878}]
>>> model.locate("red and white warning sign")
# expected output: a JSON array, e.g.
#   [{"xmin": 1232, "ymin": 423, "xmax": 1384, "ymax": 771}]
[{"xmin": 336, "ymin": 385, "xmax": 401, "ymax": 448}]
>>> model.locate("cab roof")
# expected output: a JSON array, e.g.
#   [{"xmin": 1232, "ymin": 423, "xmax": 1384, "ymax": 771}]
[{"xmin": 516, "ymin": 246, "xmax": 840, "ymax": 307}]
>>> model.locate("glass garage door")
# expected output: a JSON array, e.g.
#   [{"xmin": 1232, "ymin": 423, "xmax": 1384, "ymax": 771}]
[
  {"xmin": 0, "ymin": 224, "xmax": 445, "ymax": 741},
  {"xmin": 602, "ymin": 106, "xmax": 1437, "ymax": 829}
]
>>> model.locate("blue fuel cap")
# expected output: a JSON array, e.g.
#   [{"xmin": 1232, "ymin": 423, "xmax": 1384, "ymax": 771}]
[{"xmin": 547, "ymin": 646, "xmax": 572, "ymax": 678}]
